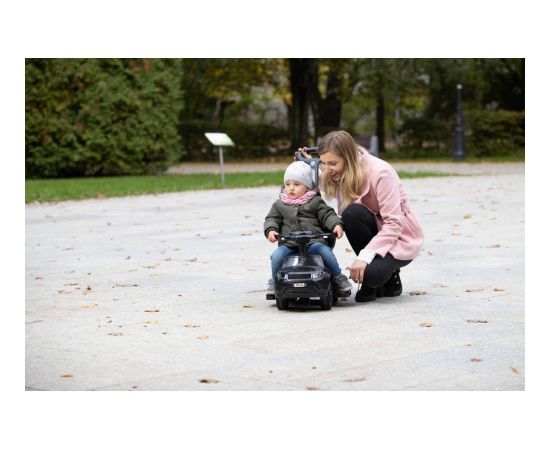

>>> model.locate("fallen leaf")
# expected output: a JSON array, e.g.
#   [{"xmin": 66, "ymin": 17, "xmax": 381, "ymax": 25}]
[
  {"xmin": 409, "ymin": 290, "xmax": 427, "ymax": 296},
  {"xmin": 126, "ymin": 256, "xmax": 131, "ymax": 260},
  {"xmin": 60, "ymin": 373, "xmax": 73, "ymax": 378},
  {"xmin": 342, "ymin": 376, "xmax": 367, "ymax": 383},
  {"xmin": 493, "ymin": 288, "xmax": 505, "ymax": 292},
  {"xmin": 246, "ymin": 289, "xmax": 264, "ymax": 294},
  {"xmin": 150, "ymin": 272, "xmax": 162, "ymax": 277},
  {"xmin": 463, "ymin": 214, "xmax": 472, "ymax": 219},
  {"xmin": 511, "ymin": 367, "xmax": 520, "ymax": 374},
  {"xmin": 164, "ymin": 257, "xmax": 172, "ymax": 261},
  {"xmin": 306, "ymin": 386, "xmax": 320, "ymax": 390},
  {"xmin": 183, "ymin": 324, "xmax": 200, "ymax": 328},
  {"xmin": 107, "ymin": 332, "xmax": 123, "ymax": 336},
  {"xmin": 470, "ymin": 358, "xmax": 483, "ymax": 362},
  {"xmin": 439, "ymin": 284, "xmax": 449, "ymax": 288},
  {"xmin": 466, "ymin": 288, "xmax": 484, "ymax": 292},
  {"xmin": 243, "ymin": 304, "xmax": 255, "ymax": 308},
  {"xmin": 419, "ymin": 322, "xmax": 434, "ymax": 327},
  {"xmin": 84, "ymin": 303, "xmax": 97, "ymax": 308},
  {"xmin": 145, "ymin": 320, "xmax": 158, "ymax": 325},
  {"xmin": 467, "ymin": 319, "xmax": 488, "ymax": 324},
  {"xmin": 85, "ymin": 286, "xmax": 92, "ymax": 291},
  {"xmin": 144, "ymin": 309, "xmax": 160, "ymax": 313},
  {"xmin": 62, "ymin": 247, "xmax": 74, "ymax": 251},
  {"xmin": 197, "ymin": 335, "xmax": 209, "ymax": 340},
  {"xmin": 487, "ymin": 244, "xmax": 501, "ymax": 248},
  {"xmin": 199, "ymin": 378, "xmax": 218, "ymax": 384},
  {"xmin": 427, "ymin": 251, "xmax": 433, "ymax": 256}
]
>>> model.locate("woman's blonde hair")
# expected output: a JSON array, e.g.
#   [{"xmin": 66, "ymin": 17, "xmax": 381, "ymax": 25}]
[{"xmin": 318, "ymin": 130, "xmax": 366, "ymax": 210}]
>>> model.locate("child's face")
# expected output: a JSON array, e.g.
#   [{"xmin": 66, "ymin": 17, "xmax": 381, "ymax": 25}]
[{"xmin": 284, "ymin": 180, "xmax": 308, "ymax": 198}]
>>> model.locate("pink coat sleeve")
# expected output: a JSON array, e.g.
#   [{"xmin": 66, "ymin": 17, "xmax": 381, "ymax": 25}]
[{"xmin": 364, "ymin": 168, "xmax": 403, "ymax": 257}]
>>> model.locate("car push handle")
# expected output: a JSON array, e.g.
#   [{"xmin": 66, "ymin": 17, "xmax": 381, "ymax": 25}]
[{"xmin": 295, "ymin": 147, "xmax": 321, "ymax": 189}]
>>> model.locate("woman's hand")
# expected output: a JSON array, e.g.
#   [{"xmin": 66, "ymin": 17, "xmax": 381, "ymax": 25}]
[
  {"xmin": 349, "ymin": 259, "xmax": 367, "ymax": 284},
  {"xmin": 297, "ymin": 147, "xmax": 312, "ymax": 160},
  {"xmin": 267, "ymin": 230, "xmax": 279, "ymax": 243},
  {"xmin": 332, "ymin": 224, "xmax": 344, "ymax": 239}
]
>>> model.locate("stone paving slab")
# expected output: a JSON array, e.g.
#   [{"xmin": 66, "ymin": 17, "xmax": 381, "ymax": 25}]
[{"xmin": 25, "ymin": 167, "xmax": 525, "ymax": 390}]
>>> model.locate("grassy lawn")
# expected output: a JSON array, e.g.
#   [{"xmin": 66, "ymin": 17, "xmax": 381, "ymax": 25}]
[{"xmin": 26, "ymin": 170, "xmax": 454, "ymax": 204}]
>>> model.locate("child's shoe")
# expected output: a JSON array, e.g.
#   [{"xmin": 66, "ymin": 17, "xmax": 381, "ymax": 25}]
[{"xmin": 332, "ymin": 273, "xmax": 352, "ymax": 295}]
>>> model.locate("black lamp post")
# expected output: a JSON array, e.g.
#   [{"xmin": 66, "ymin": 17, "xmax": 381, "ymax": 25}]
[{"xmin": 453, "ymin": 68, "xmax": 466, "ymax": 161}]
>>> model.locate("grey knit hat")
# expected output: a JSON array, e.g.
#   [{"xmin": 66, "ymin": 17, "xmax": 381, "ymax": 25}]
[{"xmin": 283, "ymin": 161, "xmax": 313, "ymax": 188}]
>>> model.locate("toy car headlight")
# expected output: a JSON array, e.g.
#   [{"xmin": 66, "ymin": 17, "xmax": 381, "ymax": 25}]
[{"xmin": 311, "ymin": 271, "xmax": 324, "ymax": 279}]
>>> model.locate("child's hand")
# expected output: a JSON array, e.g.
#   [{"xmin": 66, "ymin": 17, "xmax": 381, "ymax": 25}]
[
  {"xmin": 333, "ymin": 224, "xmax": 344, "ymax": 239},
  {"xmin": 267, "ymin": 230, "xmax": 279, "ymax": 242}
]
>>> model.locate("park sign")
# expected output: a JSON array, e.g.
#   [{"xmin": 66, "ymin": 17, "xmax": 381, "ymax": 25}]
[
  {"xmin": 204, "ymin": 133, "xmax": 235, "ymax": 147},
  {"xmin": 204, "ymin": 133, "xmax": 235, "ymax": 185}
]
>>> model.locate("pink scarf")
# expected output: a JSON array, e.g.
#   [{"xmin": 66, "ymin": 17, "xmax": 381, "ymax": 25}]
[{"xmin": 280, "ymin": 189, "xmax": 317, "ymax": 205}]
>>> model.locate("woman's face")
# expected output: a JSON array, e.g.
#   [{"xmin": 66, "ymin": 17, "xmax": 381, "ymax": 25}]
[
  {"xmin": 284, "ymin": 180, "xmax": 308, "ymax": 198},
  {"xmin": 320, "ymin": 151, "xmax": 346, "ymax": 182}
]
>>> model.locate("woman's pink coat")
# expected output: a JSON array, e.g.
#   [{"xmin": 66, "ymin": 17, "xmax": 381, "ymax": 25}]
[{"xmin": 332, "ymin": 151, "xmax": 424, "ymax": 261}]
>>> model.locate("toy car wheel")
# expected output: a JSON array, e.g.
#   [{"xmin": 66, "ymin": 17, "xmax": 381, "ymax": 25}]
[
  {"xmin": 276, "ymin": 296, "xmax": 290, "ymax": 310},
  {"xmin": 320, "ymin": 287, "xmax": 333, "ymax": 311}
]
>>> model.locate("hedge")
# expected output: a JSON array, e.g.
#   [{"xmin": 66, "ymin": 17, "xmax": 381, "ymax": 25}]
[{"xmin": 25, "ymin": 59, "xmax": 183, "ymax": 178}]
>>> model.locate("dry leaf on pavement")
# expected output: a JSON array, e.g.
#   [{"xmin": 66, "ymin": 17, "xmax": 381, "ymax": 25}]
[
  {"xmin": 342, "ymin": 376, "xmax": 367, "ymax": 382},
  {"xmin": 470, "ymin": 358, "xmax": 483, "ymax": 362},
  {"xmin": 144, "ymin": 309, "xmax": 160, "ymax": 312},
  {"xmin": 419, "ymin": 322, "xmax": 434, "ymax": 327},
  {"xmin": 199, "ymin": 378, "xmax": 219, "ymax": 384},
  {"xmin": 197, "ymin": 335, "xmax": 209, "ymax": 340},
  {"xmin": 107, "ymin": 332, "xmax": 123, "ymax": 336},
  {"xmin": 60, "ymin": 373, "xmax": 73, "ymax": 378},
  {"xmin": 306, "ymin": 386, "xmax": 320, "ymax": 390},
  {"xmin": 466, "ymin": 288, "xmax": 484, "ymax": 292},
  {"xmin": 84, "ymin": 303, "xmax": 97, "ymax": 308},
  {"xmin": 511, "ymin": 367, "xmax": 520, "ymax": 374},
  {"xmin": 493, "ymin": 287, "xmax": 505, "ymax": 291},
  {"xmin": 409, "ymin": 290, "xmax": 427, "ymax": 296},
  {"xmin": 467, "ymin": 319, "xmax": 488, "ymax": 323}
]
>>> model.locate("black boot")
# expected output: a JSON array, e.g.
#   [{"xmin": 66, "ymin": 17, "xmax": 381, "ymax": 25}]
[
  {"xmin": 379, "ymin": 269, "xmax": 402, "ymax": 297},
  {"xmin": 355, "ymin": 285, "xmax": 379, "ymax": 302}
]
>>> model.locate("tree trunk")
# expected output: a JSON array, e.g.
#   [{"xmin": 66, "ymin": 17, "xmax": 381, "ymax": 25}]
[
  {"xmin": 376, "ymin": 93, "xmax": 385, "ymax": 153},
  {"xmin": 289, "ymin": 58, "xmax": 318, "ymax": 151},
  {"xmin": 318, "ymin": 69, "xmax": 343, "ymax": 135}
]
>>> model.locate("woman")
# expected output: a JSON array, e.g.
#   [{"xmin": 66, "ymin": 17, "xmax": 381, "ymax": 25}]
[{"xmin": 299, "ymin": 130, "xmax": 424, "ymax": 302}]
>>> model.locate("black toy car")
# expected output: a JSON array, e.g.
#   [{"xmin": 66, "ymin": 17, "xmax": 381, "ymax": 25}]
[{"xmin": 269, "ymin": 230, "xmax": 350, "ymax": 310}]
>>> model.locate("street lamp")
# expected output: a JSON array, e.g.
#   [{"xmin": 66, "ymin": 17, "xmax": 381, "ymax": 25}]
[
  {"xmin": 453, "ymin": 68, "xmax": 466, "ymax": 161},
  {"xmin": 204, "ymin": 132, "xmax": 235, "ymax": 185}
]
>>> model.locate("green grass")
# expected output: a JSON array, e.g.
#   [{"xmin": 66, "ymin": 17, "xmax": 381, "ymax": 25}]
[{"xmin": 25, "ymin": 170, "xmax": 455, "ymax": 204}]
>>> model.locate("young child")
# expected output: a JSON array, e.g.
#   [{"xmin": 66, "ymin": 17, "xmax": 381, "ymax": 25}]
[{"xmin": 264, "ymin": 161, "xmax": 352, "ymax": 296}]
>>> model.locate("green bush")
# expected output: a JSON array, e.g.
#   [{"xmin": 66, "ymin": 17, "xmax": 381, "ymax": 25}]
[
  {"xmin": 397, "ymin": 109, "xmax": 524, "ymax": 159},
  {"xmin": 398, "ymin": 117, "xmax": 451, "ymax": 157},
  {"xmin": 179, "ymin": 120, "xmax": 290, "ymax": 161},
  {"xmin": 464, "ymin": 109, "xmax": 524, "ymax": 157},
  {"xmin": 26, "ymin": 59, "xmax": 183, "ymax": 178}
]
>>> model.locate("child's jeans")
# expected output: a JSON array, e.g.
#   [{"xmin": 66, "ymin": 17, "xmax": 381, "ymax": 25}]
[{"xmin": 270, "ymin": 242, "xmax": 342, "ymax": 279}]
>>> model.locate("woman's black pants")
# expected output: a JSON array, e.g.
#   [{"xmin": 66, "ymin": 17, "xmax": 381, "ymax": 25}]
[{"xmin": 341, "ymin": 204, "xmax": 411, "ymax": 288}]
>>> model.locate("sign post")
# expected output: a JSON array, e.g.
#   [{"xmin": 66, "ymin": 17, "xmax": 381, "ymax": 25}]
[{"xmin": 204, "ymin": 133, "xmax": 235, "ymax": 185}]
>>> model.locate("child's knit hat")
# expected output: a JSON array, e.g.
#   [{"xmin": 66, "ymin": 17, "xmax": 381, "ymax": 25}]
[{"xmin": 284, "ymin": 161, "xmax": 313, "ymax": 188}]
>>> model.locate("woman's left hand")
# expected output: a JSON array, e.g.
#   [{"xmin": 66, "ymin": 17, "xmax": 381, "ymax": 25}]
[
  {"xmin": 349, "ymin": 259, "xmax": 367, "ymax": 284},
  {"xmin": 332, "ymin": 224, "xmax": 344, "ymax": 239}
]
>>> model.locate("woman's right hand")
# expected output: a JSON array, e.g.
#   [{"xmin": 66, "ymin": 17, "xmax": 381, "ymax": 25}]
[{"xmin": 295, "ymin": 147, "xmax": 313, "ymax": 160}]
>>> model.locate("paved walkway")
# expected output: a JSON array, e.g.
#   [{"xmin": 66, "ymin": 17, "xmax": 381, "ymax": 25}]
[
  {"xmin": 166, "ymin": 160, "xmax": 525, "ymax": 176},
  {"xmin": 25, "ymin": 163, "xmax": 524, "ymax": 390}
]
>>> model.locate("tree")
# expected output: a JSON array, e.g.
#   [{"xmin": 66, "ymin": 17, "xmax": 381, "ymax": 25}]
[{"xmin": 26, "ymin": 58, "xmax": 183, "ymax": 178}]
